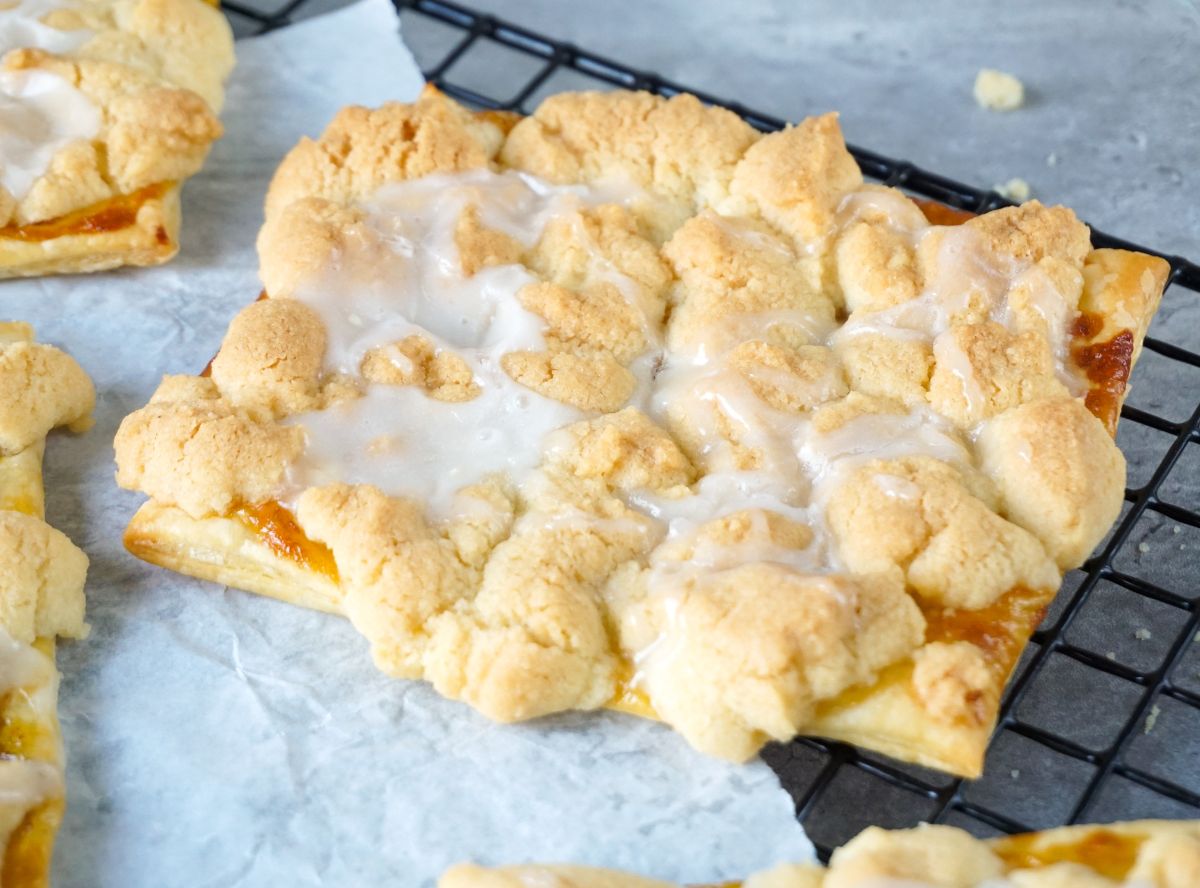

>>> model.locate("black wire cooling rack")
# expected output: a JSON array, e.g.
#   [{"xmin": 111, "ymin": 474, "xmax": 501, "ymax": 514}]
[{"xmin": 223, "ymin": 0, "xmax": 1200, "ymax": 859}]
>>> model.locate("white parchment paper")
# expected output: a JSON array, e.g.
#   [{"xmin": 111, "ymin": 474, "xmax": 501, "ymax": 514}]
[{"xmin": 5, "ymin": 0, "xmax": 813, "ymax": 882}]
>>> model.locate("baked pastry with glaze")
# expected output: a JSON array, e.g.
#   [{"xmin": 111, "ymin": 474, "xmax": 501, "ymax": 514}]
[
  {"xmin": 0, "ymin": 0, "xmax": 234, "ymax": 277},
  {"xmin": 114, "ymin": 86, "xmax": 1168, "ymax": 774},
  {"xmin": 0, "ymin": 322, "xmax": 92, "ymax": 886},
  {"xmin": 440, "ymin": 819, "xmax": 1200, "ymax": 888}
]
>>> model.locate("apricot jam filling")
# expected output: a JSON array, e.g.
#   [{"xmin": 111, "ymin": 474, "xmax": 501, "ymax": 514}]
[
  {"xmin": 994, "ymin": 828, "xmax": 1144, "ymax": 880},
  {"xmin": 1071, "ymin": 310, "xmax": 1134, "ymax": 435},
  {"xmin": 2, "ymin": 801, "xmax": 61, "ymax": 888},
  {"xmin": 913, "ymin": 197, "xmax": 976, "ymax": 227},
  {"xmin": 0, "ymin": 183, "xmax": 170, "ymax": 243},
  {"xmin": 922, "ymin": 586, "xmax": 1050, "ymax": 680},
  {"xmin": 607, "ymin": 660, "xmax": 658, "ymax": 720},
  {"xmin": 232, "ymin": 501, "xmax": 339, "ymax": 582}
]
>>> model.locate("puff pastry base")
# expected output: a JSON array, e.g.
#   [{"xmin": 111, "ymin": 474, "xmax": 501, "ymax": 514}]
[{"xmin": 0, "ymin": 184, "xmax": 180, "ymax": 279}]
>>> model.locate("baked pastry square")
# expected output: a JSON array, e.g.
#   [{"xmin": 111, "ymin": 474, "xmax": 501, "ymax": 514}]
[
  {"xmin": 114, "ymin": 87, "xmax": 1168, "ymax": 774},
  {"xmin": 440, "ymin": 819, "xmax": 1200, "ymax": 888},
  {"xmin": 0, "ymin": 322, "xmax": 92, "ymax": 886},
  {"xmin": 0, "ymin": 0, "xmax": 234, "ymax": 277}
]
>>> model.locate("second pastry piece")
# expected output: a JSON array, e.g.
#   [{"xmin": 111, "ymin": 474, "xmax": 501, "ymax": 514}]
[
  {"xmin": 0, "ymin": 322, "xmax": 93, "ymax": 886},
  {"xmin": 0, "ymin": 0, "xmax": 234, "ymax": 277},
  {"xmin": 441, "ymin": 819, "xmax": 1200, "ymax": 888},
  {"xmin": 114, "ymin": 87, "xmax": 1165, "ymax": 775}
]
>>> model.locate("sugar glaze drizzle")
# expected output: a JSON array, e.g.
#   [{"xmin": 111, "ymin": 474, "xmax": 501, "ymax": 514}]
[
  {"xmin": 0, "ymin": 0, "xmax": 99, "ymax": 203},
  {"xmin": 278, "ymin": 168, "xmax": 1084, "ymax": 702}
]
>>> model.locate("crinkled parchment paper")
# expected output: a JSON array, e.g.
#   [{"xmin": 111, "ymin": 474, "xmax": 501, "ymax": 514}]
[{"xmin": 1, "ymin": 0, "xmax": 812, "ymax": 883}]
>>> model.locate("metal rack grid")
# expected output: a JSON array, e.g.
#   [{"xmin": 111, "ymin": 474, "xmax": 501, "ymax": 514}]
[{"xmin": 223, "ymin": 0, "xmax": 1200, "ymax": 858}]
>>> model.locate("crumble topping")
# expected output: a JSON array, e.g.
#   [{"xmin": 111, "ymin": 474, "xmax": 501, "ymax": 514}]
[
  {"xmin": 116, "ymin": 88, "xmax": 1145, "ymax": 762},
  {"xmin": 0, "ymin": 332, "xmax": 94, "ymax": 453}
]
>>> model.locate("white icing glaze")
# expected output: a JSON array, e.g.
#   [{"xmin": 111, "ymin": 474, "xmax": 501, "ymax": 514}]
[
  {"xmin": 1008, "ymin": 262, "xmax": 1088, "ymax": 396},
  {"xmin": 836, "ymin": 186, "xmax": 930, "ymax": 238},
  {"xmin": 674, "ymin": 308, "xmax": 835, "ymax": 365},
  {"xmin": 799, "ymin": 406, "xmax": 971, "ymax": 507},
  {"xmin": 871, "ymin": 472, "xmax": 922, "ymax": 502},
  {"xmin": 0, "ymin": 758, "xmax": 60, "ymax": 807},
  {"xmin": 620, "ymin": 281, "xmax": 977, "ymax": 695},
  {"xmin": 0, "ymin": 67, "xmax": 100, "ymax": 201},
  {"xmin": 616, "ymin": 194, "xmax": 1011, "ymax": 693},
  {"xmin": 652, "ymin": 360, "xmax": 806, "ymax": 478},
  {"xmin": 708, "ymin": 210, "xmax": 796, "ymax": 260},
  {"xmin": 284, "ymin": 170, "xmax": 646, "ymax": 521},
  {"xmin": 0, "ymin": 0, "xmax": 97, "ymax": 201},
  {"xmin": 626, "ymin": 475, "xmax": 854, "ymax": 707},
  {"xmin": 0, "ymin": 625, "xmax": 52, "ymax": 694},
  {"xmin": 278, "ymin": 170, "xmax": 1086, "ymax": 707},
  {"xmin": 289, "ymin": 382, "xmax": 581, "ymax": 521},
  {"xmin": 0, "ymin": 0, "xmax": 90, "ymax": 59},
  {"xmin": 833, "ymin": 210, "xmax": 1084, "ymax": 398},
  {"xmin": 632, "ymin": 472, "xmax": 844, "ymax": 602},
  {"xmin": 932, "ymin": 329, "xmax": 987, "ymax": 420},
  {"xmin": 834, "ymin": 224, "xmax": 1009, "ymax": 345}
]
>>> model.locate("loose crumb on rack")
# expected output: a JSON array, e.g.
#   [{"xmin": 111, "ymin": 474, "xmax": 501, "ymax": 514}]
[
  {"xmin": 1106, "ymin": 651, "xmax": 1117, "ymax": 661},
  {"xmin": 1137, "ymin": 541, "xmax": 1150, "ymax": 553},
  {"xmin": 994, "ymin": 178, "xmax": 1031, "ymax": 202},
  {"xmin": 974, "ymin": 68, "xmax": 1025, "ymax": 111},
  {"xmin": 1046, "ymin": 152, "xmax": 1058, "ymax": 167},
  {"xmin": 1143, "ymin": 704, "xmax": 1161, "ymax": 735},
  {"xmin": 1010, "ymin": 769, "xmax": 1020, "ymax": 779},
  {"xmin": 1135, "ymin": 628, "xmax": 1152, "ymax": 641}
]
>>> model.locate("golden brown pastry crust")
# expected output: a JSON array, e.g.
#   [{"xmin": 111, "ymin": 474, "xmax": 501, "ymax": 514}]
[
  {"xmin": 0, "ymin": 322, "xmax": 93, "ymax": 887},
  {"xmin": 0, "ymin": 0, "xmax": 233, "ymax": 277},
  {"xmin": 439, "ymin": 820, "xmax": 1200, "ymax": 888},
  {"xmin": 115, "ymin": 87, "xmax": 1167, "ymax": 773},
  {"xmin": 0, "ymin": 182, "xmax": 180, "ymax": 277}
]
